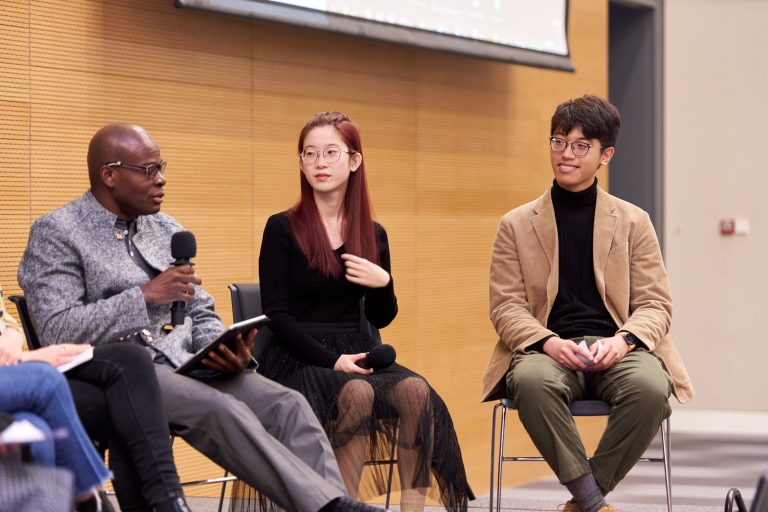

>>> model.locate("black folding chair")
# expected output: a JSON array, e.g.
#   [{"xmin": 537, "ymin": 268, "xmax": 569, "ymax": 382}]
[{"xmin": 725, "ymin": 471, "xmax": 768, "ymax": 512}]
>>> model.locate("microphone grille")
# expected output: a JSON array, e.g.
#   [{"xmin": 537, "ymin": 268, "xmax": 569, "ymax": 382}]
[
  {"xmin": 171, "ymin": 231, "xmax": 197, "ymax": 259},
  {"xmin": 366, "ymin": 344, "xmax": 396, "ymax": 370}
]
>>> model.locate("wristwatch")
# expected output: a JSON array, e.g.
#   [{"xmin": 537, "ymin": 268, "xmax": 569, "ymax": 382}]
[{"xmin": 619, "ymin": 331, "xmax": 638, "ymax": 351}]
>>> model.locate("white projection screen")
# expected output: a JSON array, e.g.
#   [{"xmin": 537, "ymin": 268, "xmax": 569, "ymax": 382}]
[{"xmin": 175, "ymin": 0, "xmax": 572, "ymax": 71}]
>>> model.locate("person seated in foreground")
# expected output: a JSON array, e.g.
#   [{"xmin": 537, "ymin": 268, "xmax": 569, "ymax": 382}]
[{"xmin": 0, "ymin": 295, "xmax": 112, "ymax": 512}]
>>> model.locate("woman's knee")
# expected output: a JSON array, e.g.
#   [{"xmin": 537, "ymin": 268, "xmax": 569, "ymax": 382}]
[
  {"xmin": 338, "ymin": 379, "xmax": 375, "ymax": 408},
  {"xmin": 27, "ymin": 361, "xmax": 67, "ymax": 393},
  {"xmin": 394, "ymin": 377, "xmax": 430, "ymax": 409}
]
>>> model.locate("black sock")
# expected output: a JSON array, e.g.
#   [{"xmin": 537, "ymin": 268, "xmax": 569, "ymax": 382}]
[{"xmin": 565, "ymin": 473, "xmax": 607, "ymax": 512}]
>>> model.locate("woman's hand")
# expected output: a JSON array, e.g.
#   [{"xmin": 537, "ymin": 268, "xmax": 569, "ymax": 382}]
[
  {"xmin": 333, "ymin": 353, "xmax": 373, "ymax": 375},
  {"xmin": 341, "ymin": 254, "xmax": 391, "ymax": 288},
  {"xmin": 0, "ymin": 328, "xmax": 24, "ymax": 366},
  {"xmin": 21, "ymin": 344, "xmax": 91, "ymax": 368}
]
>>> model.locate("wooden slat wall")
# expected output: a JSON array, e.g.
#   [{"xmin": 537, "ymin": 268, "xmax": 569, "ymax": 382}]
[{"xmin": 0, "ymin": 0, "xmax": 609, "ymax": 499}]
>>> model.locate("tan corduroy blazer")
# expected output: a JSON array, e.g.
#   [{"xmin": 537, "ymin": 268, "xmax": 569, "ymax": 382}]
[{"xmin": 482, "ymin": 186, "xmax": 694, "ymax": 403}]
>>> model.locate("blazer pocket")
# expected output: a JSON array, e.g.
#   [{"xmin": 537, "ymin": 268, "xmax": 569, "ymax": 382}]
[
  {"xmin": 607, "ymin": 242, "xmax": 629, "ymax": 264},
  {"xmin": 605, "ymin": 243, "xmax": 630, "ymax": 290},
  {"xmin": 607, "ymin": 241, "xmax": 629, "ymax": 256}
]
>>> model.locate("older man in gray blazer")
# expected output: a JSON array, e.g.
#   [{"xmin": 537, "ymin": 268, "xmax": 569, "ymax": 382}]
[{"xmin": 18, "ymin": 123, "xmax": 383, "ymax": 512}]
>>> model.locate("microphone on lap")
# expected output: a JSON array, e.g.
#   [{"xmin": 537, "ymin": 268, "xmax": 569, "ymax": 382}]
[
  {"xmin": 170, "ymin": 231, "xmax": 197, "ymax": 327},
  {"xmin": 357, "ymin": 344, "xmax": 397, "ymax": 370}
]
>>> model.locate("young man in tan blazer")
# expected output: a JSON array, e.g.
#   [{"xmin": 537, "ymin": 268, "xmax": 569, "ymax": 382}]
[{"xmin": 483, "ymin": 95, "xmax": 693, "ymax": 512}]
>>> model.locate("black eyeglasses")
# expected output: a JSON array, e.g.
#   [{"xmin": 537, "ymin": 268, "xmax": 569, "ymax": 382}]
[
  {"xmin": 105, "ymin": 160, "xmax": 167, "ymax": 179},
  {"xmin": 549, "ymin": 137, "xmax": 604, "ymax": 157}
]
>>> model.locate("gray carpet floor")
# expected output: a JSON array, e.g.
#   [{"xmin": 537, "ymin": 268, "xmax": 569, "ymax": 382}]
[{"xmin": 107, "ymin": 432, "xmax": 767, "ymax": 511}]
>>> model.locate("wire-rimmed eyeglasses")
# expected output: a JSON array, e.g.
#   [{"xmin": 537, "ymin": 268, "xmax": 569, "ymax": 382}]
[
  {"xmin": 549, "ymin": 137, "xmax": 604, "ymax": 157},
  {"xmin": 299, "ymin": 146, "xmax": 354, "ymax": 164},
  {"xmin": 105, "ymin": 161, "xmax": 167, "ymax": 179}
]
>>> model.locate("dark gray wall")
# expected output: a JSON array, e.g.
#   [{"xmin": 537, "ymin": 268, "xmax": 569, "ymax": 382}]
[{"xmin": 609, "ymin": 0, "xmax": 664, "ymax": 245}]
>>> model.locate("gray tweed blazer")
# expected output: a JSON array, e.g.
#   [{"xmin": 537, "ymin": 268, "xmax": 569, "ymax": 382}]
[{"xmin": 18, "ymin": 190, "xmax": 225, "ymax": 368}]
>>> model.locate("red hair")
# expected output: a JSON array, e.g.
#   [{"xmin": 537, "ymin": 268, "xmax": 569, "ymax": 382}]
[{"xmin": 289, "ymin": 112, "xmax": 378, "ymax": 277}]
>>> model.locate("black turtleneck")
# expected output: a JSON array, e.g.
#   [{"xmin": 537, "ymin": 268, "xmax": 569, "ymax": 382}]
[{"xmin": 546, "ymin": 178, "xmax": 618, "ymax": 339}]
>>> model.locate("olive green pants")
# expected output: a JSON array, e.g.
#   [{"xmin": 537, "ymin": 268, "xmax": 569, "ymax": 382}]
[{"xmin": 505, "ymin": 340, "xmax": 672, "ymax": 492}]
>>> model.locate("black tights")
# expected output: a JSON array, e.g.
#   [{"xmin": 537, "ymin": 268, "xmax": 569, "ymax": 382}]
[{"xmin": 67, "ymin": 344, "xmax": 182, "ymax": 512}]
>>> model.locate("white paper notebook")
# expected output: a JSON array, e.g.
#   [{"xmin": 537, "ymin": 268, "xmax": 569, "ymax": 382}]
[{"xmin": 57, "ymin": 346, "xmax": 94, "ymax": 373}]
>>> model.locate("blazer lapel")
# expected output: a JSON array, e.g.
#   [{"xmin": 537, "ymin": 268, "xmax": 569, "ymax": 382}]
[
  {"xmin": 132, "ymin": 216, "xmax": 174, "ymax": 272},
  {"xmin": 593, "ymin": 187, "xmax": 617, "ymax": 300},
  {"xmin": 531, "ymin": 190, "xmax": 559, "ymax": 305}
]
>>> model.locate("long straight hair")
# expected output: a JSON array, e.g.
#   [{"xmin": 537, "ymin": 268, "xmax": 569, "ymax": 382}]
[{"xmin": 289, "ymin": 112, "xmax": 378, "ymax": 277}]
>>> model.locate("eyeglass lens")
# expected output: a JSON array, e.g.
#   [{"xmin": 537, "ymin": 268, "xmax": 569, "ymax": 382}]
[
  {"xmin": 301, "ymin": 147, "xmax": 342, "ymax": 164},
  {"xmin": 550, "ymin": 138, "xmax": 591, "ymax": 157}
]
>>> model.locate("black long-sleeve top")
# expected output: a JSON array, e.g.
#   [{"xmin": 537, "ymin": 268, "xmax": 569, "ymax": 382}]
[
  {"xmin": 258, "ymin": 212, "xmax": 398, "ymax": 368},
  {"xmin": 546, "ymin": 179, "xmax": 618, "ymax": 339}
]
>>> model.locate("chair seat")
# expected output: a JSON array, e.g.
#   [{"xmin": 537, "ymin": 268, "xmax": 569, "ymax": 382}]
[
  {"xmin": 501, "ymin": 397, "xmax": 612, "ymax": 416},
  {"xmin": 569, "ymin": 400, "xmax": 612, "ymax": 416}
]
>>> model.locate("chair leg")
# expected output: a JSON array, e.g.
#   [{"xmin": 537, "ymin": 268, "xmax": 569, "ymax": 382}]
[
  {"xmin": 660, "ymin": 416, "xmax": 672, "ymax": 512},
  {"xmin": 495, "ymin": 404, "xmax": 508, "ymax": 512},
  {"xmin": 724, "ymin": 488, "xmax": 749, "ymax": 512},
  {"xmin": 385, "ymin": 425, "xmax": 398, "ymax": 510},
  {"xmin": 490, "ymin": 401, "xmax": 500, "ymax": 512},
  {"xmin": 217, "ymin": 470, "xmax": 228, "ymax": 512}
]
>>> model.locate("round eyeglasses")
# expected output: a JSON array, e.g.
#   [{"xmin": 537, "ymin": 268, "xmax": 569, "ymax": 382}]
[
  {"xmin": 549, "ymin": 137, "xmax": 604, "ymax": 157},
  {"xmin": 299, "ymin": 146, "xmax": 354, "ymax": 164},
  {"xmin": 105, "ymin": 161, "xmax": 167, "ymax": 179}
]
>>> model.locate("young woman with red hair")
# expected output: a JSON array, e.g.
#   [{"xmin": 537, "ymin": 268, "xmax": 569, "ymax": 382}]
[{"xmin": 258, "ymin": 112, "xmax": 472, "ymax": 512}]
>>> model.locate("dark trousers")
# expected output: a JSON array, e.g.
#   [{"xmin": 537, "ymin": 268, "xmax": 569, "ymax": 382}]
[{"xmin": 67, "ymin": 344, "xmax": 182, "ymax": 512}]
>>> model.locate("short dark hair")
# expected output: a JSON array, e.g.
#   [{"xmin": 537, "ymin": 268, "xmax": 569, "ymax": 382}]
[{"xmin": 550, "ymin": 95, "xmax": 621, "ymax": 149}]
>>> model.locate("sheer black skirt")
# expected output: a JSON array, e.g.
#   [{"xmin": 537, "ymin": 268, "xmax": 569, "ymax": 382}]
[{"xmin": 253, "ymin": 323, "xmax": 473, "ymax": 511}]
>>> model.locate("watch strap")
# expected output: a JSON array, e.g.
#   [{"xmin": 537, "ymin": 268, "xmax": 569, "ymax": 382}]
[{"xmin": 619, "ymin": 331, "xmax": 637, "ymax": 350}]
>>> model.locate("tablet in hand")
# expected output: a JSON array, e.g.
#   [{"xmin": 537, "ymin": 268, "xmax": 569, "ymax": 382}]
[{"xmin": 175, "ymin": 315, "xmax": 270, "ymax": 376}]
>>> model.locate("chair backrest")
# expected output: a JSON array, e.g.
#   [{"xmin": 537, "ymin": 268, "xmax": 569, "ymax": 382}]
[
  {"xmin": 229, "ymin": 283, "xmax": 263, "ymax": 320},
  {"xmin": 227, "ymin": 283, "xmax": 384, "ymax": 359},
  {"xmin": 228, "ymin": 283, "xmax": 273, "ymax": 360},
  {"xmin": 9, "ymin": 295, "xmax": 42, "ymax": 350},
  {"xmin": 753, "ymin": 471, "xmax": 768, "ymax": 512}
]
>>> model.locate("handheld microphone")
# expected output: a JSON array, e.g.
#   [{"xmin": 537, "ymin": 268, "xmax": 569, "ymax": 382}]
[
  {"xmin": 357, "ymin": 344, "xmax": 397, "ymax": 370},
  {"xmin": 170, "ymin": 231, "xmax": 197, "ymax": 327}
]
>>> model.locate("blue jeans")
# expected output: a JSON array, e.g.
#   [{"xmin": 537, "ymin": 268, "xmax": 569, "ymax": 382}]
[
  {"xmin": 0, "ymin": 361, "xmax": 110, "ymax": 496},
  {"xmin": 11, "ymin": 411, "xmax": 54, "ymax": 464}
]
